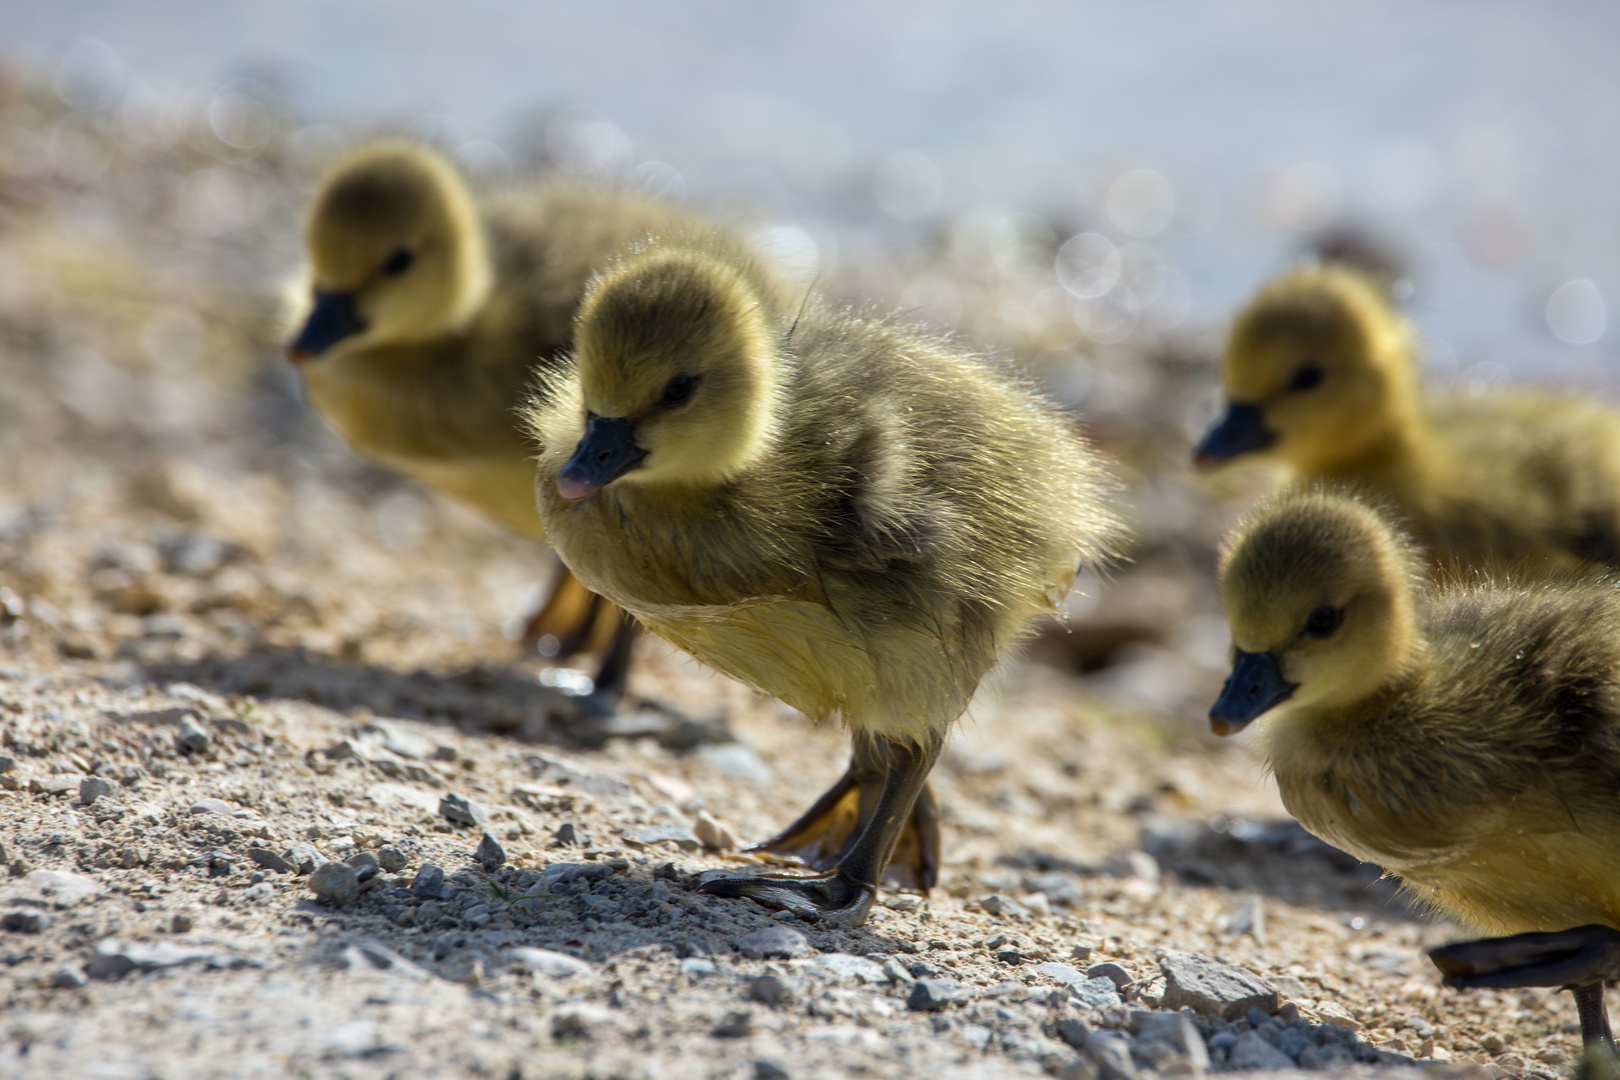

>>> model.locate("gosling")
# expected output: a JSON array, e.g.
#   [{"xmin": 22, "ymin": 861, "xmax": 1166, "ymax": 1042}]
[
  {"xmin": 525, "ymin": 238, "xmax": 1123, "ymax": 925},
  {"xmin": 287, "ymin": 140, "xmax": 707, "ymax": 698},
  {"xmin": 1211, "ymin": 489, "xmax": 1620, "ymax": 1052},
  {"xmin": 1194, "ymin": 265, "xmax": 1620, "ymax": 578}
]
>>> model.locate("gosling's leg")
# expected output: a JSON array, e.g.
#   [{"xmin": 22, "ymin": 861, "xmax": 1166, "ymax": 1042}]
[
  {"xmin": 585, "ymin": 614, "xmax": 638, "ymax": 708},
  {"xmin": 1575, "ymin": 983, "xmax": 1614, "ymax": 1052},
  {"xmin": 744, "ymin": 743, "xmax": 941, "ymax": 891},
  {"xmin": 1430, "ymin": 925, "xmax": 1620, "ymax": 1052},
  {"xmin": 698, "ymin": 735, "xmax": 942, "ymax": 927},
  {"xmin": 519, "ymin": 566, "xmax": 606, "ymax": 660}
]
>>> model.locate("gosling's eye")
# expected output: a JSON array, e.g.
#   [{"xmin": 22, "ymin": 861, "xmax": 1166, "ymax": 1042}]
[
  {"xmin": 1303, "ymin": 605, "xmax": 1343, "ymax": 638},
  {"xmin": 1288, "ymin": 364, "xmax": 1324, "ymax": 392},
  {"xmin": 381, "ymin": 248, "xmax": 415, "ymax": 276},
  {"xmin": 660, "ymin": 373, "xmax": 697, "ymax": 406}
]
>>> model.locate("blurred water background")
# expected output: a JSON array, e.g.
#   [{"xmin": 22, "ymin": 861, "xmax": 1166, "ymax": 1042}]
[{"xmin": 6, "ymin": 0, "xmax": 1620, "ymax": 389}]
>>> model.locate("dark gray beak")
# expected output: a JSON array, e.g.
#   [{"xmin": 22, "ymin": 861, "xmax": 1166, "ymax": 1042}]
[
  {"xmin": 288, "ymin": 290, "xmax": 367, "ymax": 362},
  {"xmin": 1210, "ymin": 649, "xmax": 1297, "ymax": 734},
  {"xmin": 1193, "ymin": 403, "xmax": 1276, "ymax": 468},
  {"xmin": 557, "ymin": 415, "xmax": 647, "ymax": 500}
]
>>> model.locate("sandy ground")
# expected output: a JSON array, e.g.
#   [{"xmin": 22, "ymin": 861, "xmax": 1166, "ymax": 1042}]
[{"xmin": 0, "ymin": 65, "xmax": 1596, "ymax": 1079}]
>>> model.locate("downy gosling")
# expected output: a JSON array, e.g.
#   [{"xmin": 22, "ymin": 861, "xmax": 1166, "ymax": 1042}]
[
  {"xmin": 1194, "ymin": 265, "xmax": 1620, "ymax": 578},
  {"xmin": 525, "ymin": 239, "xmax": 1123, "ymax": 925},
  {"xmin": 1211, "ymin": 489, "xmax": 1620, "ymax": 1052},
  {"xmin": 288, "ymin": 140, "xmax": 709, "ymax": 698}
]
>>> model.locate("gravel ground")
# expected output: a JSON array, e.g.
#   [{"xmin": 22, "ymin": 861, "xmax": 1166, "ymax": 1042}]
[{"xmin": 0, "ymin": 63, "xmax": 1595, "ymax": 1079}]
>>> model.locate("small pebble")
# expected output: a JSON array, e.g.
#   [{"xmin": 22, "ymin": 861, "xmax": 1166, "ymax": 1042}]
[
  {"xmin": 692, "ymin": 810, "xmax": 738, "ymax": 851},
  {"xmin": 735, "ymin": 925, "xmax": 809, "ymax": 960},
  {"xmin": 189, "ymin": 798, "xmax": 233, "ymax": 817},
  {"xmin": 712, "ymin": 1010, "xmax": 753, "ymax": 1038},
  {"xmin": 908, "ymin": 978, "xmax": 968, "ymax": 1011},
  {"xmin": 376, "ymin": 845, "xmax": 409, "ymax": 873},
  {"xmin": 748, "ymin": 972, "xmax": 795, "ymax": 1006},
  {"xmin": 171, "ymin": 912, "xmax": 194, "ymax": 933},
  {"xmin": 51, "ymin": 967, "xmax": 87, "ymax": 989},
  {"xmin": 308, "ymin": 862, "xmax": 360, "ymax": 907},
  {"xmin": 439, "ymin": 793, "xmax": 487, "ymax": 828},
  {"xmin": 175, "ymin": 716, "xmax": 211, "ymax": 754},
  {"xmin": 753, "ymin": 1061, "xmax": 790, "ymax": 1080},
  {"xmin": 1087, "ymin": 962, "xmax": 1134, "ymax": 990},
  {"xmin": 283, "ymin": 843, "xmax": 321, "ymax": 875},
  {"xmin": 78, "ymin": 775, "xmax": 113, "ymax": 806},
  {"xmin": 1159, "ymin": 952, "xmax": 1279, "ymax": 1020},
  {"xmin": 411, "ymin": 864, "xmax": 454, "ymax": 900},
  {"xmin": 475, "ymin": 832, "xmax": 506, "ymax": 871},
  {"xmin": 248, "ymin": 848, "xmax": 297, "ymax": 874},
  {"xmin": 3, "ymin": 907, "xmax": 53, "ymax": 933}
]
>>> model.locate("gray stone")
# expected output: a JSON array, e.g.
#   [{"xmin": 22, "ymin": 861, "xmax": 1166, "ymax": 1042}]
[
  {"xmin": 1088, "ymin": 962, "xmax": 1134, "ymax": 990},
  {"xmin": 1086, "ymin": 1032, "xmax": 1140, "ymax": 1080},
  {"xmin": 283, "ymin": 843, "xmax": 321, "ymax": 875},
  {"xmin": 510, "ymin": 947, "xmax": 593, "ymax": 979},
  {"xmin": 907, "ymin": 978, "xmax": 968, "ymax": 1011},
  {"xmin": 1059, "ymin": 1015, "xmax": 1092, "ymax": 1049},
  {"xmin": 475, "ymin": 832, "xmax": 506, "ymax": 870},
  {"xmin": 1058, "ymin": 1057, "xmax": 1100, "ymax": 1080},
  {"xmin": 0, "ymin": 755, "xmax": 13, "ymax": 774},
  {"xmin": 735, "ymin": 925, "xmax": 809, "ymax": 959},
  {"xmin": 248, "ymin": 848, "xmax": 296, "ymax": 874},
  {"xmin": 3, "ymin": 907, "xmax": 52, "ymax": 933},
  {"xmin": 175, "ymin": 716, "xmax": 211, "ymax": 754},
  {"xmin": 979, "ymin": 893, "xmax": 1026, "ymax": 918},
  {"xmin": 308, "ymin": 862, "xmax": 360, "ymax": 907},
  {"xmin": 411, "ymin": 863, "xmax": 455, "ymax": 900},
  {"xmin": 1129, "ymin": 1011, "xmax": 1210, "ymax": 1072},
  {"xmin": 416, "ymin": 900, "xmax": 442, "ymax": 924},
  {"xmin": 77, "ymin": 775, "xmax": 113, "ymax": 806},
  {"xmin": 85, "ymin": 938, "xmax": 213, "ymax": 980},
  {"xmin": 1031, "ymin": 961, "xmax": 1089, "ymax": 987},
  {"xmin": 1026, "ymin": 871, "xmax": 1084, "ymax": 907},
  {"xmin": 623, "ymin": 824, "xmax": 701, "ymax": 852},
  {"xmin": 170, "ymin": 912, "xmax": 194, "ymax": 933},
  {"xmin": 50, "ymin": 966, "xmax": 86, "ymax": 989},
  {"xmin": 23, "ymin": 869, "xmax": 101, "ymax": 905},
  {"xmin": 461, "ymin": 903, "xmax": 491, "ymax": 927},
  {"xmin": 359, "ymin": 719, "xmax": 435, "ymax": 760},
  {"xmin": 1270, "ymin": 975, "xmax": 1311, "ymax": 1002},
  {"xmin": 345, "ymin": 850, "xmax": 380, "ymax": 878},
  {"xmin": 376, "ymin": 845, "xmax": 409, "ymax": 873},
  {"xmin": 753, "ymin": 1061, "xmax": 790, "ymax": 1080},
  {"xmin": 439, "ymin": 792, "xmax": 487, "ymax": 827},
  {"xmin": 552, "ymin": 822, "xmax": 581, "ymax": 845},
  {"xmin": 1072, "ymin": 977, "xmax": 1125, "ymax": 1010},
  {"xmin": 1229, "ymin": 1030, "xmax": 1294, "ymax": 1070},
  {"xmin": 188, "ymin": 797, "xmax": 233, "ymax": 816},
  {"xmin": 880, "ymin": 957, "xmax": 911, "ymax": 983},
  {"xmin": 747, "ymin": 972, "xmax": 795, "ymax": 1006},
  {"xmin": 712, "ymin": 1010, "xmax": 754, "ymax": 1037},
  {"xmin": 814, "ymin": 953, "xmax": 886, "ymax": 983},
  {"xmin": 679, "ymin": 957, "xmax": 721, "ymax": 979},
  {"xmin": 1159, "ymin": 952, "xmax": 1278, "ymax": 1020}
]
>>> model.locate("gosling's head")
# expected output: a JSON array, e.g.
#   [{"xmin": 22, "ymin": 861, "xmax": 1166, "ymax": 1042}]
[
  {"xmin": 549, "ymin": 245, "xmax": 784, "ymax": 500},
  {"xmin": 1194, "ymin": 267, "xmax": 1418, "ymax": 473},
  {"xmin": 288, "ymin": 141, "xmax": 490, "ymax": 363},
  {"xmin": 1211, "ymin": 490, "xmax": 1423, "ymax": 734}
]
